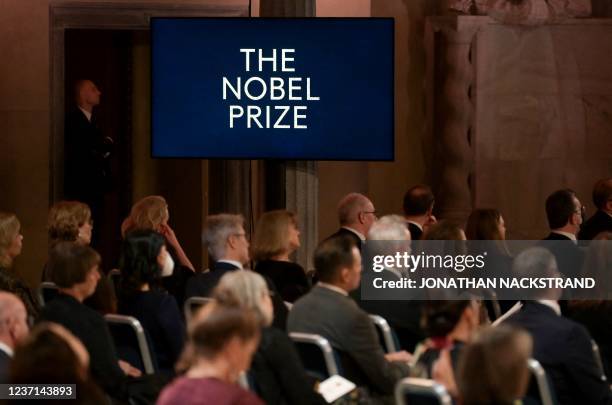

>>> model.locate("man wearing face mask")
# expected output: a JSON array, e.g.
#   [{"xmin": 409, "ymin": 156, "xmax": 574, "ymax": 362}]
[{"xmin": 117, "ymin": 230, "xmax": 185, "ymax": 373}]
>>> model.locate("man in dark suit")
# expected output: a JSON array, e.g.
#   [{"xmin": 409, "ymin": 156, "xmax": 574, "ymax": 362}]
[
  {"xmin": 0, "ymin": 292, "xmax": 29, "ymax": 383},
  {"xmin": 184, "ymin": 214, "xmax": 287, "ymax": 328},
  {"xmin": 288, "ymin": 235, "xmax": 411, "ymax": 399},
  {"xmin": 402, "ymin": 184, "xmax": 436, "ymax": 240},
  {"xmin": 327, "ymin": 192, "xmax": 377, "ymax": 250},
  {"xmin": 64, "ymin": 79, "xmax": 113, "ymax": 246},
  {"xmin": 540, "ymin": 189, "xmax": 585, "ymax": 279},
  {"xmin": 579, "ymin": 178, "xmax": 612, "ymax": 240},
  {"xmin": 504, "ymin": 247, "xmax": 612, "ymax": 405}
]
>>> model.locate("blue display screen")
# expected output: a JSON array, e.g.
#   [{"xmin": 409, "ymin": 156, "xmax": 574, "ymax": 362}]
[{"xmin": 151, "ymin": 18, "xmax": 394, "ymax": 160}]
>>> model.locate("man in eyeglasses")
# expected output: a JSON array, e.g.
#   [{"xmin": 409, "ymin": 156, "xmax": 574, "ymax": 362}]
[
  {"xmin": 327, "ymin": 192, "xmax": 377, "ymax": 250},
  {"xmin": 540, "ymin": 189, "xmax": 585, "ymax": 279},
  {"xmin": 578, "ymin": 178, "xmax": 612, "ymax": 240}
]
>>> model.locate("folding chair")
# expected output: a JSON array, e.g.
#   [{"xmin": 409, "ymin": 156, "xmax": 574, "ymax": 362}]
[
  {"xmin": 183, "ymin": 296, "xmax": 214, "ymax": 322},
  {"xmin": 527, "ymin": 358, "xmax": 555, "ymax": 405},
  {"xmin": 289, "ymin": 332, "xmax": 339, "ymax": 380},
  {"xmin": 38, "ymin": 282, "xmax": 59, "ymax": 306},
  {"xmin": 369, "ymin": 314, "xmax": 398, "ymax": 353},
  {"xmin": 591, "ymin": 339, "xmax": 607, "ymax": 381},
  {"xmin": 104, "ymin": 314, "xmax": 156, "ymax": 375},
  {"xmin": 394, "ymin": 377, "xmax": 452, "ymax": 405}
]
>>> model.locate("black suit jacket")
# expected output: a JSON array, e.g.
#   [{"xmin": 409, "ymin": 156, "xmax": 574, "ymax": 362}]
[
  {"xmin": 38, "ymin": 293, "xmax": 128, "ymax": 399},
  {"xmin": 0, "ymin": 350, "xmax": 10, "ymax": 384},
  {"xmin": 250, "ymin": 327, "xmax": 327, "ymax": 405},
  {"xmin": 578, "ymin": 210, "xmax": 612, "ymax": 240},
  {"xmin": 540, "ymin": 233, "xmax": 585, "ymax": 279},
  {"xmin": 505, "ymin": 302, "xmax": 612, "ymax": 405},
  {"xmin": 327, "ymin": 228, "xmax": 363, "ymax": 250},
  {"xmin": 64, "ymin": 109, "xmax": 111, "ymax": 202},
  {"xmin": 288, "ymin": 286, "xmax": 410, "ymax": 396},
  {"xmin": 406, "ymin": 222, "xmax": 423, "ymax": 241},
  {"xmin": 185, "ymin": 262, "xmax": 288, "ymax": 330}
]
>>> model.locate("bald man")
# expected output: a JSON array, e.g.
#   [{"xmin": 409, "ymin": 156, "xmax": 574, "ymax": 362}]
[
  {"xmin": 64, "ymin": 79, "xmax": 113, "ymax": 240},
  {"xmin": 326, "ymin": 192, "xmax": 377, "ymax": 250},
  {"xmin": 0, "ymin": 292, "xmax": 29, "ymax": 383}
]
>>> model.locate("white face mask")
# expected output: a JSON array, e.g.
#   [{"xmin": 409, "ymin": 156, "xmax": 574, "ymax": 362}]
[{"xmin": 161, "ymin": 253, "xmax": 174, "ymax": 277}]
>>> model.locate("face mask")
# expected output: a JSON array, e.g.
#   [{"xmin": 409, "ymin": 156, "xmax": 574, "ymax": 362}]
[{"xmin": 161, "ymin": 253, "xmax": 174, "ymax": 277}]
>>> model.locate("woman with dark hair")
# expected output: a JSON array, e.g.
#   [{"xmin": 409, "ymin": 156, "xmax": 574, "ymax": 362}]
[
  {"xmin": 118, "ymin": 229, "xmax": 185, "ymax": 372},
  {"xmin": 0, "ymin": 212, "xmax": 39, "ymax": 319},
  {"xmin": 158, "ymin": 302, "xmax": 263, "ymax": 405},
  {"xmin": 9, "ymin": 322, "xmax": 106, "ymax": 404},
  {"xmin": 251, "ymin": 210, "xmax": 310, "ymax": 303},
  {"xmin": 412, "ymin": 300, "xmax": 480, "ymax": 378}
]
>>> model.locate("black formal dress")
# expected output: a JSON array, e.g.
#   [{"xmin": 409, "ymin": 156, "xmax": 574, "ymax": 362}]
[
  {"xmin": 0, "ymin": 267, "xmax": 39, "ymax": 320},
  {"xmin": 38, "ymin": 293, "xmax": 129, "ymax": 399},
  {"xmin": 505, "ymin": 301, "xmax": 612, "ymax": 405},
  {"xmin": 578, "ymin": 210, "xmax": 612, "ymax": 240},
  {"xmin": 250, "ymin": 327, "xmax": 327, "ymax": 405},
  {"xmin": 539, "ymin": 233, "xmax": 585, "ymax": 279},
  {"xmin": 184, "ymin": 262, "xmax": 289, "ymax": 330},
  {"xmin": 118, "ymin": 289, "xmax": 185, "ymax": 372},
  {"xmin": 254, "ymin": 260, "xmax": 310, "ymax": 303}
]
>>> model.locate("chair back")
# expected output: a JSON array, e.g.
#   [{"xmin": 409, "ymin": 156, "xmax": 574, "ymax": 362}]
[
  {"xmin": 591, "ymin": 339, "xmax": 607, "ymax": 381},
  {"xmin": 104, "ymin": 314, "xmax": 157, "ymax": 375},
  {"xmin": 394, "ymin": 377, "xmax": 452, "ymax": 405},
  {"xmin": 183, "ymin": 296, "xmax": 214, "ymax": 323},
  {"xmin": 38, "ymin": 282, "xmax": 59, "ymax": 306},
  {"xmin": 289, "ymin": 332, "xmax": 339, "ymax": 381},
  {"xmin": 526, "ymin": 358, "xmax": 555, "ymax": 405},
  {"xmin": 369, "ymin": 314, "xmax": 398, "ymax": 353}
]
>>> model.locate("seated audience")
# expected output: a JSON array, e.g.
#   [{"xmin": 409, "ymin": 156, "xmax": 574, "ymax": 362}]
[
  {"xmin": 39, "ymin": 242, "xmax": 151, "ymax": 402},
  {"xmin": 9, "ymin": 322, "xmax": 106, "ymax": 404},
  {"xmin": 540, "ymin": 189, "xmax": 585, "ymax": 278},
  {"xmin": 466, "ymin": 208, "xmax": 515, "ymax": 314},
  {"xmin": 251, "ymin": 210, "xmax": 310, "ymax": 303},
  {"xmin": 214, "ymin": 270, "xmax": 327, "ymax": 405},
  {"xmin": 504, "ymin": 247, "xmax": 612, "ymax": 405},
  {"xmin": 0, "ymin": 292, "xmax": 29, "ymax": 383},
  {"xmin": 412, "ymin": 300, "xmax": 480, "ymax": 378},
  {"xmin": 402, "ymin": 184, "xmax": 436, "ymax": 240},
  {"xmin": 327, "ymin": 193, "xmax": 377, "ymax": 249},
  {"xmin": 157, "ymin": 302, "xmax": 263, "ymax": 405},
  {"xmin": 288, "ymin": 235, "xmax": 411, "ymax": 399},
  {"xmin": 432, "ymin": 325, "xmax": 533, "ymax": 405},
  {"xmin": 0, "ymin": 212, "xmax": 39, "ymax": 319},
  {"xmin": 118, "ymin": 230, "xmax": 185, "ymax": 372},
  {"xmin": 578, "ymin": 178, "xmax": 612, "ymax": 240},
  {"xmin": 185, "ymin": 214, "xmax": 288, "ymax": 329},
  {"xmin": 122, "ymin": 195, "xmax": 195, "ymax": 305},
  {"xmin": 566, "ymin": 231, "xmax": 612, "ymax": 375},
  {"xmin": 356, "ymin": 214, "xmax": 424, "ymax": 351},
  {"xmin": 45, "ymin": 200, "xmax": 116, "ymax": 313}
]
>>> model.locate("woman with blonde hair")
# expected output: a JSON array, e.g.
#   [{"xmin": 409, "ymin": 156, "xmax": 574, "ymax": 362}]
[
  {"xmin": 251, "ymin": 210, "xmax": 309, "ymax": 302},
  {"xmin": 121, "ymin": 195, "xmax": 194, "ymax": 304},
  {"xmin": 48, "ymin": 201, "xmax": 93, "ymax": 246},
  {"xmin": 213, "ymin": 271, "xmax": 327, "ymax": 405},
  {"xmin": 0, "ymin": 212, "xmax": 39, "ymax": 318}
]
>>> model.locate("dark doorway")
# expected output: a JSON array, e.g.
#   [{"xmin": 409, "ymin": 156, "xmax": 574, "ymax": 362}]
[{"xmin": 64, "ymin": 29, "xmax": 133, "ymax": 270}]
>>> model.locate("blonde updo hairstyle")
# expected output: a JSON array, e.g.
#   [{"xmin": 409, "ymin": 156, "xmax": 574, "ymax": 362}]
[
  {"xmin": 48, "ymin": 201, "xmax": 91, "ymax": 244},
  {"xmin": 0, "ymin": 212, "xmax": 21, "ymax": 268},
  {"xmin": 121, "ymin": 196, "xmax": 169, "ymax": 238}
]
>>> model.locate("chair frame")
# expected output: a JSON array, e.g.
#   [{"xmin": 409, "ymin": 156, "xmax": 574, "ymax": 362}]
[
  {"xmin": 369, "ymin": 314, "xmax": 398, "ymax": 353},
  {"xmin": 527, "ymin": 358, "xmax": 555, "ymax": 405},
  {"xmin": 289, "ymin": 332, "xmax": 339, "ymax": 377},
  {"xmin": 104, "ymin": 314, "xmax": 155, "ymax": 375},
  {"xmin": 183, "ymin": 296, "xmax": 214, "ymax": 322},
  {"xmin": 591, "ymin": 339, "xmax": 607, "ymax": 381},
  {"xmin": 37, "ymin": 282, "xmax": 59, "ymax": 306},
  {"xmin": 394, "ymin": 377, "xmax": 452, "ymax": 405}
]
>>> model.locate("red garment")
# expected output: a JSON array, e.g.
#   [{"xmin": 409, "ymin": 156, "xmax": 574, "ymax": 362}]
[{"xmin": 157, "ymin": 377, "xmax": 264, "ymax": 405}]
